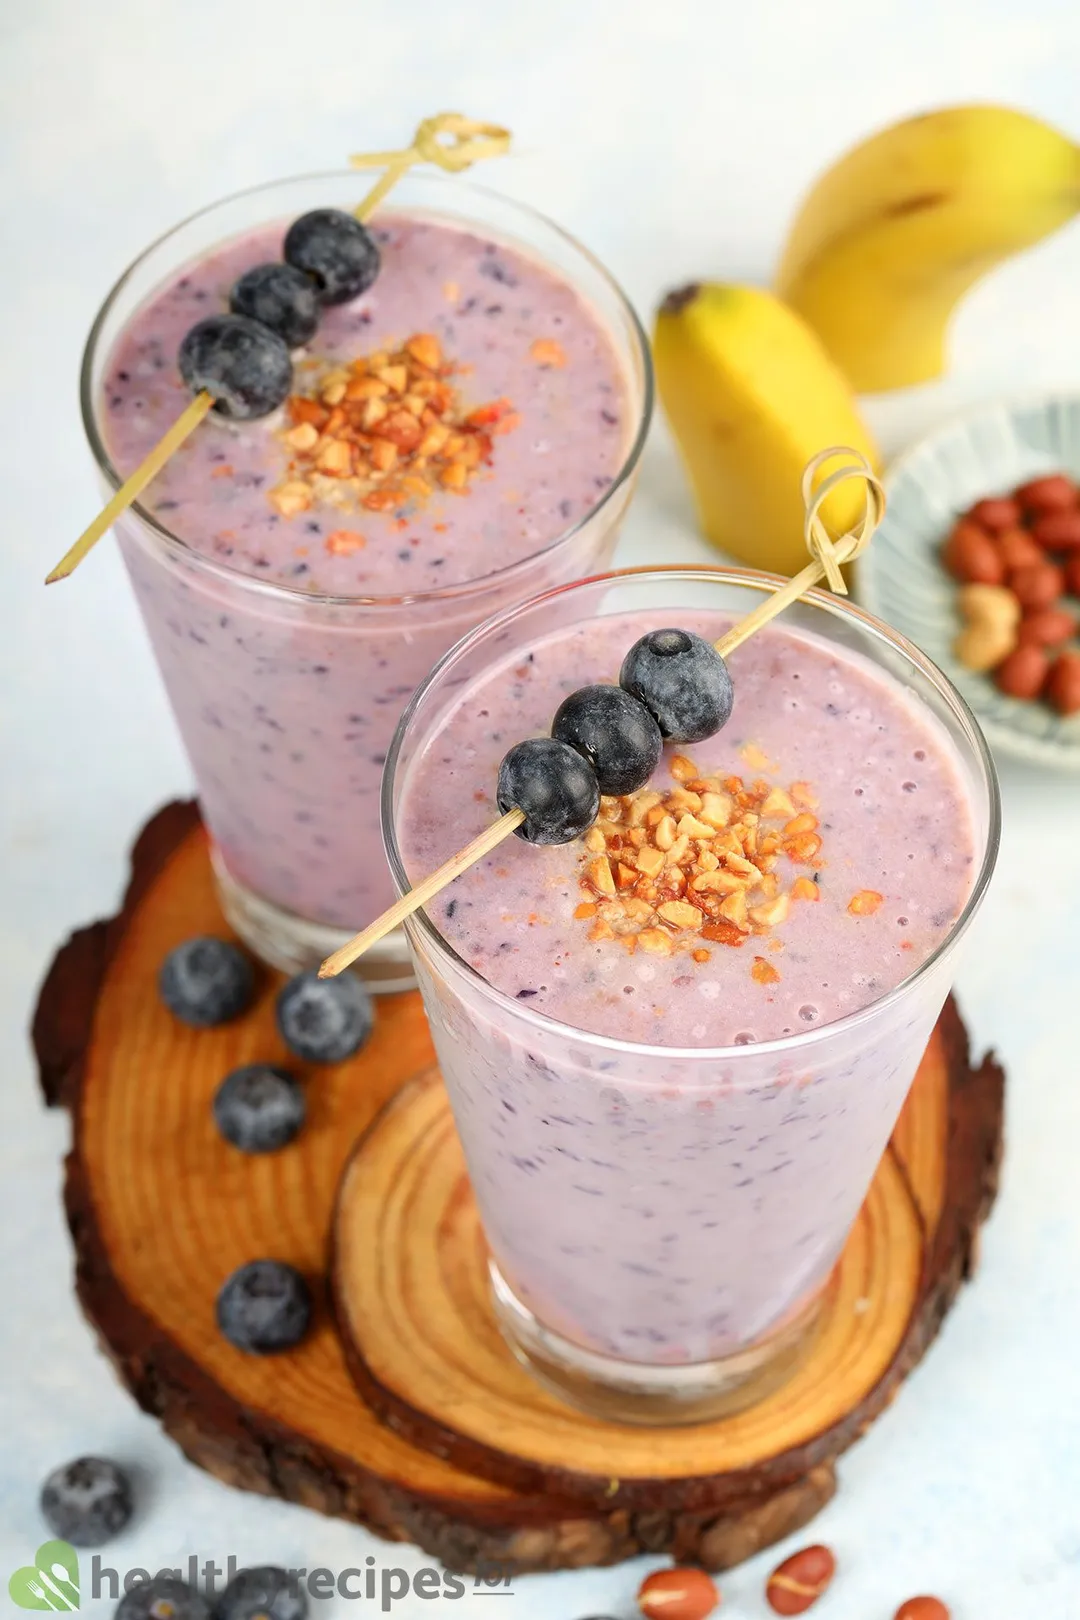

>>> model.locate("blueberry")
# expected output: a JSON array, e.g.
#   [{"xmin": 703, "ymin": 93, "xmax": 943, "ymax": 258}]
[
  {"xmin": 178, "ymin": 314, "xmax": 292, "ymax": 419},
  {"xmin": 229, "ymin": 263, "xmax": 319, "ymax": 348},
  {"xmin": 551, "ymin": 684, "xmax": 662, "ymax": 795},
  {"xmin": 40, "ymin": 1457, "xmax": 132, "ymax": 1548},
  {"xmin": 216, "ymin": 1259, "xmax": 312, "ymax": 1354},
  {"xmin": 213, "ymin": 1065, "xmax": 306, "ymax": 1153},
  {"xmin": 116, "ymin": 1579, "xmax": 209, "ymax": 1620},
  {"xmin": 283, "ymin": 209, "xmax": 381, "ymax": 305},
  {"xmin": 159, "ymin": 937, "xmax": 255, "ymax": 1028},
  {"xmin": 620, "ymin": 628, "xmax": 734, "ymax": 743},
  {"xmin": 275, "ymin": 970, "xmax": 374, "ymax": 1064},
  {"xmin": 497, "ymin": 737, "xmax": 600, "ymax": 845},
  {"xmin": 215, "ymin": 1568, "xmax": 307, "ymax": 1620}
]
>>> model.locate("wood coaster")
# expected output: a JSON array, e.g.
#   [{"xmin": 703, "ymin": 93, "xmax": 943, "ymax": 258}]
[
  {"xmin": 34, "ymin": 801, "xmax": 1004, "ymax": 1576},
  {"xmin": 333, "ymin": 998, "xmax": 1003, "ymax": 1510}
]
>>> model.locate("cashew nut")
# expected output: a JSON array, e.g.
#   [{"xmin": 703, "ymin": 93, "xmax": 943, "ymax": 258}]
[{"xmin": 953, "ymin": 582, "xmax": 1021, "ymax": 672}]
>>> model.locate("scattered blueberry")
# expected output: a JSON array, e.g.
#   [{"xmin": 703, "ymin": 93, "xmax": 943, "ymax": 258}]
[
  {"xmin": 117, "ymin": 1577, "xmax": 210, "ymax": 1620},
  {"xmin": 39, "ymin": 1457, "xmax": 132, "ymax": 1547},
  {"xmin": 214, "ymin": 1567, "xmax": 307, "ymax": 1620},
  {"xmin": 552, "ymin": 684, "xmax": 662, "ymax": 795},
  {"xmin": 159, "ymin": 937, "xmax": 255, "ymax": 1028},
  {"xmin": 620, "ymin": 628, "xmax": 734, "ymax": 743},
  {"xmin": 216, "ymin": 1260, "xmax": 312, "ymax": 1354},
  {"xmin": 213, "ymin": 1065, "xmax": 306, "ymax": 1153},
  {"xmin": 283, "ymin": 209, "xmax": 381, "ymax": 305},
  {"xmin": 275, "ymin": 970, "xmax": 374, "ymax": 1064},
  {"xmin": 229, "ymin": 263, "xmax": 320, "ymax": 348},
  {"xmin": 497, "ymin": 738, "xmax": 600, "ymax": 845},
  {"xmin": 178, "ymin": 315, "xmax": 292, "ymax": 419}
]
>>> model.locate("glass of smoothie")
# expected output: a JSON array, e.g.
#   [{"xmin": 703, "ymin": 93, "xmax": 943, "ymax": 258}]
[
  {"xmin": 384, "ymin": 565, "xmax": 1000, "ymax": 1423},
  {"xmin": 80, "ymin": 172, "xmax": 651, "ymax": 989}
]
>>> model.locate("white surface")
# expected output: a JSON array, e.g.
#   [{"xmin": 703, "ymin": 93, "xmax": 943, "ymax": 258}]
[{"xmin": 3, "ymin": 3, "xmax": 1080, "ymax": 1617}]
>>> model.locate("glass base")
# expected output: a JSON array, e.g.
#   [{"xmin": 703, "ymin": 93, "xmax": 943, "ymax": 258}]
[
  {"xmin": 211, "ymin": 849, "xmax": 416, "ymax": 994},
  {"xmin": 490, "ymin": 1264, "xmax": 827, "ymax": 1426}
]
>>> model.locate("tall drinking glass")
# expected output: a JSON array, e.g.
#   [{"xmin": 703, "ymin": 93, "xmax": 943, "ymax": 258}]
[
  {"xmin": 384, "ymin": 567, "xmax": 999, "ymax": 1422},
  {"xmin": 80, "ymin": 173, "xmax": 652, "ymax": 990}
]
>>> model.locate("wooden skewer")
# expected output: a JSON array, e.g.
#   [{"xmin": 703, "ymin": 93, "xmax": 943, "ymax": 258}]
[
  {"xmin": 319, "ymin": 449, "xmax": 885, "ymax": 977},
  {"xmin": 46, "ymin": 391, "xmax": 214, "ymax": 584},
  {"xmin": 319, "ymin": 810, "xmax": 525, "ymax": 978},
  {"xmin": 47, "ymin": 113, "xmax": 511, "ymax": 586}
]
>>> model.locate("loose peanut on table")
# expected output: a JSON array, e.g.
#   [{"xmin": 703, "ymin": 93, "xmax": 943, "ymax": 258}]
[
  {"xmin": 893, "ymin": 1599, "xmax": 951, "ymax": 1620},
  {"xmin": 765, "ymin": 1542, "xmax": 837, "ymax": 1614},
  {"xmin": 637, "ymin": 1566, "xmax": 720, "ymax": 1620}
]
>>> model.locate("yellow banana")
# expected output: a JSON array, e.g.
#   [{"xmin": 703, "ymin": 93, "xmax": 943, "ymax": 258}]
[
  {"xmin": 654, "ymin": 282, "xmax": 878, "ymax": 578},
  {"xmin": 776, "ymin": 104, "xmax": 1080, "ymax": 392}
]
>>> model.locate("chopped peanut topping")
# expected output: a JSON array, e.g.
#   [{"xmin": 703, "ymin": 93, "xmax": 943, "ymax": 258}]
[
  {"xmin": 751, "ymin": 955, "xmax": 781, "ymax": 985},
  {"xmin": 848, "ymin": 889, "xmax": 884, "ymax": 916},
  {"xmin": 575, "ymin": 754, "xmax": 827, "ymax": 962},
  {"xmin": 325, "ymin": 530, "xmax": 366, "ymax": 556},
  {"xmin": 270, "ymin": 334, "xmax": 518, "ymax": 522},
  {"xmin": 529, "ymin": 338, "xmax": 566, "ymax": 367},
  {"xmin": 740, "ymin": 742, "xmax": 777, "ymax": 772}
]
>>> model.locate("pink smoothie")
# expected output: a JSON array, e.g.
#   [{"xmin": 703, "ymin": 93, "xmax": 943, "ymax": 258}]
[
  {"xmin": 396, "ymin": 611, "xmax": 979, "ymax": 1362},
  {"xmin": 99, "ymin": 213, "xmax": 633, "ymax": 933}
]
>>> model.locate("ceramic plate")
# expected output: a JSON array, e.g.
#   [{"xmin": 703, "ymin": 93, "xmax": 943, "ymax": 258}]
[{"xmin": 858, "ymin": 394, "xmax": 1080, "ymax": 770}]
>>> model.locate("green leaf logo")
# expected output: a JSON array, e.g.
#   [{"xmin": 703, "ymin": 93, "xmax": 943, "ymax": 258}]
[{"xmin": 8, "ymin": 1543, "xmax": 80, "ymax": 1610}]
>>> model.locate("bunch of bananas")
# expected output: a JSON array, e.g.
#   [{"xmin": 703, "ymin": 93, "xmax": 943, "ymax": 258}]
[{"xmin": 658, "ymin": 106, "xmax": 1080, "ymax": 575}]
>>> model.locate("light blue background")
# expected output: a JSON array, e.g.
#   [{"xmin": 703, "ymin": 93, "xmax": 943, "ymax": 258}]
[{"xmin": 3, "ymin": 3, "xmax": 1080, "ymax": 1616}]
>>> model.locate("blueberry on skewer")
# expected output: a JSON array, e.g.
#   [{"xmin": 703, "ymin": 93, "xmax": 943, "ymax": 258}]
[
  {"xmin": 552, "ymin": 684, "xmax": 662, "ymax": 796},
  {"xmin": 620, "ymin": 628, "xmax": 734, "ymax": 744},
  {"xmin": 229, "ymin": 262, "xmax": 320, "ymax": 348},
  {"xmin": 497, "ymin": 738, "xmax": 600, "ymax": 845},
  {"xmin": 284, "ymin": 208, "xmax": 381, "ymax": 305},
  {"xmin": 178, "ymin": 315, "xmax": 293, "ymax": 420}
]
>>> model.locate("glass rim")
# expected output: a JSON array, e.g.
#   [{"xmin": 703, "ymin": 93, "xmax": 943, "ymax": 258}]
[
  {"xmin": 78, "ymin": 168, "xmax": 654, "ymax": 612},
  {"xmin": 382, "ymin": 562, "xmax": 1001, "ymax": 1062}
]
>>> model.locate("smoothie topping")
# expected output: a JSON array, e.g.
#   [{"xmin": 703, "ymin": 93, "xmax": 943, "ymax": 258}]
[
  {"xmin": 575, "ymin": 753, "xmax": 825, "ymax": 961},
  {"xmin": 270, "ymin": 333, "xmax": 519, "ymax": 519},
  {"xmin": 319, "ymin": 448, "xmax": 885, "ymax": 980}
]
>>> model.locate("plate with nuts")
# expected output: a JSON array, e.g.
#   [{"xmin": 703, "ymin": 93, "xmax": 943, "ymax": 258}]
[{"xmin": 858, "ymin": 395, "xmax": 1080, "ymax": 769}]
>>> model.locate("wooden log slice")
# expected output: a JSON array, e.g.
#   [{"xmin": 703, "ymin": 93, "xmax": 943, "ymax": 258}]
[
  {"xmin": 334, "ymin": 982, "xmax": 1004, "ymax": 1511},
  {"xmin": 33, "ymin": 801, "xmax": 1004, "ymax": 1576}
]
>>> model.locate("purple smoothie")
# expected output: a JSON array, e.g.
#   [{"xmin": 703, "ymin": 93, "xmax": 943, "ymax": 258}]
[
  {"xmin": 97, "ymin": 207, "xmax": 636, "ymax": 941},
  {"xmin": 395, "ymin": 608, "xmax": 981, "ymax": 1366}
]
